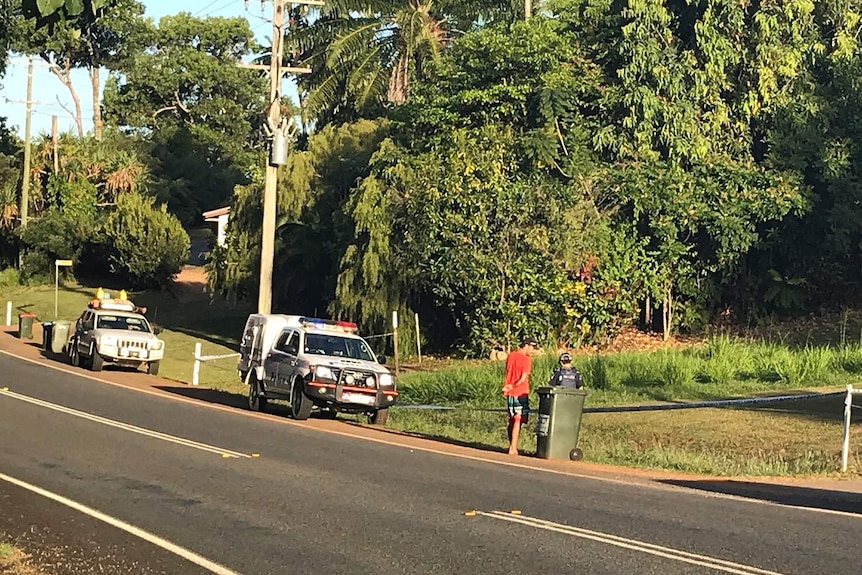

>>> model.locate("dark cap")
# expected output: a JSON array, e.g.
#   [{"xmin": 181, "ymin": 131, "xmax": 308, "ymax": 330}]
[
  {"xmin": 521, "ymin": 337, "xmax": 539, "ymax": 348},
  {"xmin": 559, "ymin": 352, "xmax": 572, "ymax": 363}
]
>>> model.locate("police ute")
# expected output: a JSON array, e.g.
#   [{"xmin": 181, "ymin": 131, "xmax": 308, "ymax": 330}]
[{"xmin": 237, "ymin": 315, "xmax": 398, "ymax": 425}]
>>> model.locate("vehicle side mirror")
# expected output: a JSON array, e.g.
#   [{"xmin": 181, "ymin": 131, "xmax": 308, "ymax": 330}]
[
  {"xmin": 377, "ymin": 354, "xmax": 387, "ymax": 365},
  {"xmin": 153, "ymin": 326, "xmax": 163, "ymax": 335}
]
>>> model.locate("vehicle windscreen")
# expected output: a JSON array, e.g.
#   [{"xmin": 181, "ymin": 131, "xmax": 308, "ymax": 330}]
[
  {"xmin": 97, "ymin": 315, "xmax": 151, "ymax": 333},
  {"xmin": 304, "ymin": 333, "xmax": 375, "ymax": 361}
]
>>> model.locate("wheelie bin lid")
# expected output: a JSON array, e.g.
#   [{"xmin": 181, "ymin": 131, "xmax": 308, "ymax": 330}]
[{"xmin": 537, "ymin": 386, "xmax": 588, "ymax": 396}]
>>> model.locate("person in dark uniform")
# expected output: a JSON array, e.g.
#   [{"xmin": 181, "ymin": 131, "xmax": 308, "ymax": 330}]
[{"xmin": 548, "ymin": 352, "xmax": 584, "ymax": 388}]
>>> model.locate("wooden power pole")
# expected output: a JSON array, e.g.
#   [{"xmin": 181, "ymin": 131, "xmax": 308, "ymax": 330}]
[
  {"xmin": 244, "ymin": 0, "xmax": 321, "ymax": 315},
  {"xmin": 20, "ymin": 56, "xmax": 33, "ymax": 229}
]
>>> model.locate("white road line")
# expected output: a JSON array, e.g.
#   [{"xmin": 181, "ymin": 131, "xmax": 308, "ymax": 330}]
[
  {"xmin": 1, "ymin": 348, "xmax": 860, "ymax": 522},
  {"xmin": 0, "ymin": 471, "xmax": 244, "ymax": 575},
  {"xmin": 477, "ymin": 511, "xmax": 791, "ymax": 575},
  {"xmin": 0, "ymin": 388, "xmax": 251, "ymax": 459}
]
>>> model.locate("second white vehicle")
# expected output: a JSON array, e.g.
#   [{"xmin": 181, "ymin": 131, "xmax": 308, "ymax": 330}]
[{"xmin": 68, "ymin": 297, "xmax": 165, "ymax": 375}]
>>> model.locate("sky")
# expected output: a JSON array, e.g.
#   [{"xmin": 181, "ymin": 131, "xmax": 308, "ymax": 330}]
[{"xmin": 1, "ymin": 0, "xmax": 280, "ymax": 139}]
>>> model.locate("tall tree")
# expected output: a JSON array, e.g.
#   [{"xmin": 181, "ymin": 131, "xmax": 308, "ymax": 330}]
[
  {"xmin": 13, "ymin": 0, "xmax": 150, "ymax": 139},
  {"xmin": 290, "ymin": 1, "xmax": 514, "ymax": 125},
  {"xmin": 103, "ymin": 13, "xmax": 267, "ymax": 223}
]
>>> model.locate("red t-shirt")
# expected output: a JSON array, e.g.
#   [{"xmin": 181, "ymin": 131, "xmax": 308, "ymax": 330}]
[{"xmin": 503, "ymin": 349, "xmax": 531, "ymax": 397}]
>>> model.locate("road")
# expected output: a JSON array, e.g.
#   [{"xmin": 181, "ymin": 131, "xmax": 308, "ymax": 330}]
[{"xmin": 0, "ymin": 352, "xmax": 859, "ymax": 575}]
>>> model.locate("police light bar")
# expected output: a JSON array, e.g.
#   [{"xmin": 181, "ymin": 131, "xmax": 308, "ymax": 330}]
[
  {"xmin": 298, "ymin": 317, "xmax": 358, "ymax": 333},
  {"xmin": 88, "ymin": 298, "xmax": 136, "ymax": 312}
]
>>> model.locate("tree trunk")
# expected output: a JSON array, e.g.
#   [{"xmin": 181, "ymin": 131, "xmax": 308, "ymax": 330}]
[
  {"xmin": 49, "ymin": 59, "xmax": 84, "ymax": 137},
  {"xmin": 662, "ymin": 285, "xmax": 672, "ymax": 341},
  {"xmin": 644, "ymin": 294, "xmax": 651, "ymax": 330},
  {"xmin": 90, "ymin": 66, "xmax": 102, "ymax": 141}
]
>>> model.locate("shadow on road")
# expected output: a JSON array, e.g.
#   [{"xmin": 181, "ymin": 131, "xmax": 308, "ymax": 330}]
[
  {"xmin": 339, "ymin": 420, "xmax": 511, "ymax": 455},
  {"xmin": 153, "ymin": 385, "xmax": 514, "ymax": 455},
  {"xmin": 659, "ymin": 479, "xmax": 862, "ymax": 515},
  {"xmin": 155, "ymin": 385, "xmax": 249, "ymax": 410}
]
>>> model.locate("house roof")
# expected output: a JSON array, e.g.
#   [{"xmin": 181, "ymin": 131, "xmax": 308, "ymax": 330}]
[{"xmin": 202, "ymin": 206, "xmax": 230, "ymax": 221}]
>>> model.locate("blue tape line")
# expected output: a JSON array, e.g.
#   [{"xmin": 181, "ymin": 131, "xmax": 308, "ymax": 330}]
[{"xmin": 395, "ymin": 391, "xmax": 846, "ymax": 414}]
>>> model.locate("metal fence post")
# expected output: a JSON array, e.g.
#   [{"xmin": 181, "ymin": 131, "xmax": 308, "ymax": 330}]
[
  {"xmin": 193, "ymin": 342, "xmax": 202, "ymax": 386},
  {"xmin": 842, "ymin": 384, "xmax": 853, "ymax": 473}
]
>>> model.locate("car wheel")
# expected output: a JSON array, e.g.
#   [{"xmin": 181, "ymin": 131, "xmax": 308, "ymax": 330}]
[
  {"xmin": 369, "ymin": 408, "xmax": 389, "ymax": 426},
  {"xmin": 147, "ymin": 361, "xmax": 160, "ymax": 376},
  {"xmin": 69, "ymin": 341, "xmax": 80, "ymax": 367},
  {"xmin": 248, "ymin": 378, "xmax": 267, "ymax": 413},
  {"xmin": 90, "ymin": 349, "xmax": 103, "ymax": 372},
  {"xmin": 290, "ymin": 378, "xmax": 313, "ymax": 421}
]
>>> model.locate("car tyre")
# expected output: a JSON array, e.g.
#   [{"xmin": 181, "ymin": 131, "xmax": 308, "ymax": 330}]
[
  {"xmin": 369, "ymin": 408, "xmax": 389, "ymax": 426},
  {"xmin": 248, "ymin": 378, "xmax": 267, "ymax": 413},
  {"xmin": 290, "ymin": 378, "xmax": 313, "ymax": 421},
  {"xmin": 90, "ymin": 349, "xmax": 104, "ymax": 372},
  {"xmin": 147, "ymin": 361, "xmax": 160, "ymax": 376}
]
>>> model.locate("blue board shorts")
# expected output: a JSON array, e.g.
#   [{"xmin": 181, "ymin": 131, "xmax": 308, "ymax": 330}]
[{"xmin": 507, "ymin": 395, "xmax": 530, "ymax": 424}]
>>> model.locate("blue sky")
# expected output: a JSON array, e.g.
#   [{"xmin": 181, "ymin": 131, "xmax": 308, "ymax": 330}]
[{"xmin": 2, "ymin": 0, "xmax": 280, "ymax": 138}]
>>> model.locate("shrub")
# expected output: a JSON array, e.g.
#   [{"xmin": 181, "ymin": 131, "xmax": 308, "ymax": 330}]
[
  {"xmin": 97, "ymin": 193, "xmax": 190, "ymax": 288},
  {"xmin": 0, "ymin": 267, "xmax": 19, "ymax": 287}
]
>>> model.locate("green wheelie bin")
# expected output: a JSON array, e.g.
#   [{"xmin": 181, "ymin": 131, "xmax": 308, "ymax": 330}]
[
  {"xmin": 18, "ymin": 312, "xmax": 36, "ymax": 340},
  {"xmin": 50, "ymin": 321, "xmax": 71, "ymax": 354},
  {"xmin": 535, "ymin": 386, "xmax": 587, "ymax": 461}
]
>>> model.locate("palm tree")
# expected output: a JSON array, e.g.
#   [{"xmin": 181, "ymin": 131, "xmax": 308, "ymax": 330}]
[{"xmin": 290, "ymin": 1, "xmax": 513, "ymax": 125}]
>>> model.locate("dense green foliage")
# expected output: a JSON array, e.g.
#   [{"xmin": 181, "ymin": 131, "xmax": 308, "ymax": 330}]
[{"xmin": 8, "ymin": 0, "xmax": 862, "ymax": 354}]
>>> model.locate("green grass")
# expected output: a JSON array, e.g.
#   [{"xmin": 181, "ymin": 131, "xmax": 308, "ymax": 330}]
[
  {"xmin": 0, "ymin": 542, "xmax": 12, "ymax": 560},
  {"xmin": 392, "ymin": 336, "xmax": 862, "ymax": 476},
  {"xmin": 3, "ymin": 280, "xmax": 862, "ymax": 477}
]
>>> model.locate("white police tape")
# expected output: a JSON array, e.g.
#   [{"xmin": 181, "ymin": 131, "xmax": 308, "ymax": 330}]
[{"xmin": 395, "ymin": 390, "xmax": 846, "ymax": 414}]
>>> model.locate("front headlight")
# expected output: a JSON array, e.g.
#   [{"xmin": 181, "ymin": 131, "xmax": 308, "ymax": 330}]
[
  {"xmin": 100, "ymin": 335, "xmax": 117, "ymax": 347},
  {"xmin": 149, "ymin": 340, "xmax": 164, "ymax": 351},
  {"xmin": 379, "ymin": 373, "xmax": 394, "ymax": 387},
  {"xmin": 315, "ymin": 366, "xmax": 335, "ymax": 380}
]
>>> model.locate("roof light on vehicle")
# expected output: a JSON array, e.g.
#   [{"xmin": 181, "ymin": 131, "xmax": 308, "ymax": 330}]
[{"xmin": 298, "ymin": 317, "xmax": 358, "ymax": 334}]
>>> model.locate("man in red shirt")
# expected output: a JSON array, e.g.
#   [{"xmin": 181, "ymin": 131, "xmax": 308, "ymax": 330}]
[{"xmin": 502, "ymin": 337, "xmax": 537, "ymax": 456}]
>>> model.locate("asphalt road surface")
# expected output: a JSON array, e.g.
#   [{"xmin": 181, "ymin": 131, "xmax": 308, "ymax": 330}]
[{"xmin": 1, "ymin": 352, "xmax": 860, "ymax": 575}]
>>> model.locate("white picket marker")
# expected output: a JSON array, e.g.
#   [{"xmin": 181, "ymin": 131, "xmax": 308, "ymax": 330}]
[
  {"xmin": 5, "ymin": 301, "xmax": 11, "ymax": 327},
  {"xmin": 193, "ymin": 342, "xmax": 202, "ymax": 386}
]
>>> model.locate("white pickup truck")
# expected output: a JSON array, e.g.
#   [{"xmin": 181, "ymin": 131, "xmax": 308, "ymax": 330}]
[{"xmin": 68, "ymin": 298, "xmax": 165, "ymax": 375}]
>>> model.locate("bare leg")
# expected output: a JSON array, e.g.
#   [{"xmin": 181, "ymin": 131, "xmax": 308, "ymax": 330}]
[{"xmin": 508, "ymin": 414, "xmax": 522, "ymax": 456}]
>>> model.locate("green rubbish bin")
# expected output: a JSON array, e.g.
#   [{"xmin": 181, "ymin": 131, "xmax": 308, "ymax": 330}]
[
  {"xmin": 535, "ymin": 386, "xmax": 588, "ymax": 461},
  {"xmin": 18, "ymin": 312, "xmax": 36, "ymax": 340},
  {"xmin": 42, "ymin": 321, "xmax": 54, "ymax": 350},
  {"xmin": 51, "ymin": 321, "xmax": 71, "ymax": 354}
]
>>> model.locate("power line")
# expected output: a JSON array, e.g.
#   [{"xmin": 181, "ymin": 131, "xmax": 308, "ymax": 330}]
[{"xmin": 194, "ymin": 0, "xmax": 236, "ymax": 17}]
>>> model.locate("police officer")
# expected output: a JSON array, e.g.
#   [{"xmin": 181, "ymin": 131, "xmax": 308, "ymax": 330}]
[{"xmin": 548, "ymin": 352, "xmax": 584, "ymax": 388}]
